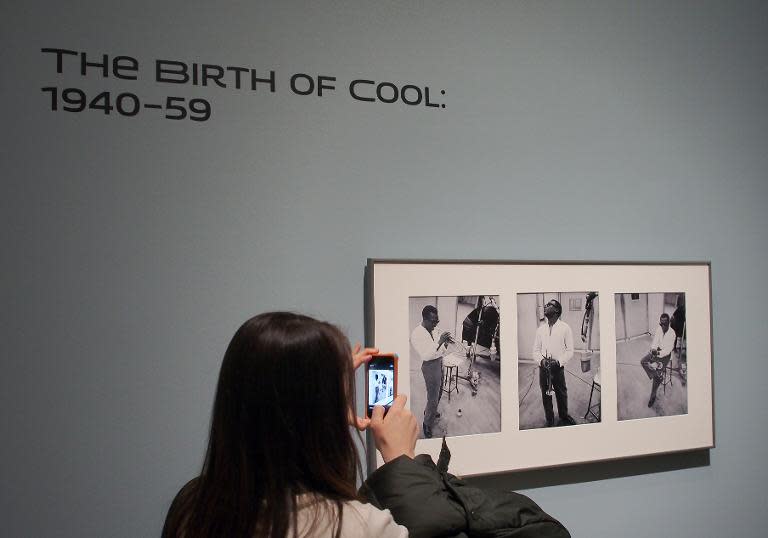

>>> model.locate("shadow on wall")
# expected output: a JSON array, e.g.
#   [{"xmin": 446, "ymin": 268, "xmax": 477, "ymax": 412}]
[{"xmin": 465, "ymin": 448, "xmax": 710, "ymax": 491}]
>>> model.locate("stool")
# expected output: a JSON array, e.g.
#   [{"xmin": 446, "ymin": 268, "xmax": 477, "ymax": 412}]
[
  {"xmin": 442, "ymin": 364, "xmax": 459, "ymax": 402},
  {"xmin": 584, "ymin": 368, "xmax": 601, "ymax": 422},
  {"xmin": 660, "ymin": 357, "xmax": 673, "ymax": 393}
]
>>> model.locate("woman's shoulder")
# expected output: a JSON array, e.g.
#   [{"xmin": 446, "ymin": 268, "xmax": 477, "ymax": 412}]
[
  {"xmin": 342, "ymin": 499, "xmax": 407, "ymax": 537},
  {"xmin": 297, "ymin": 495, "xmax": 408, "ymax": 538}
]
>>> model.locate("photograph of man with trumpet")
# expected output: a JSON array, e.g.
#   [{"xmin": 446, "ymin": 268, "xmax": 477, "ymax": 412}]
[
  {"xmin": 410, "ymin": 304, "xmax": 451, "ymax": 438},
  {"xmin": 409, "ymin": 296, "xmax": 501, "ymax": 439},
  {"xmin": 534, "ymin": 299, "xmax": 577, "ymax": 427},
  {"xmin": 518, "ymin": 292, "xmax": 601, "ymax": 430}
]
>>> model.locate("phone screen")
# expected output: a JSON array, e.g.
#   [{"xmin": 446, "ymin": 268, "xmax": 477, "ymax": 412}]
[{"xmin": 366, "ymin": 354, "xmax": 397, "ymax": 418}]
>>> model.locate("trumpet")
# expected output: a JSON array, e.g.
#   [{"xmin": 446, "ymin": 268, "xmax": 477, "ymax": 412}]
[
  {"xmin": 437, "ymin": 328, "xmax": 465, "ymax": 352},
  {"xmin": 541, "ymin": 355, "xmax": 556, "ymax": 396}
]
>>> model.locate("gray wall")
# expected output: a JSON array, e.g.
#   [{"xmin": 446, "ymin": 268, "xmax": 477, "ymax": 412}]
[{"xmin": 3, "ymin": 1, "xmax": 767, "ymax": 536}]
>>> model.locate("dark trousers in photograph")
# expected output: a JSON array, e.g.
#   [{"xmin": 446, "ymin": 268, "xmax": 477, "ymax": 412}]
[
  {"xmin": 421, "ymin": 357, "xmax": 443, "ymax": 436},
  {"xmin": 641, "ymin": 352, "xmax": 670, "ymax": 396},
  {"xmin": 539, "ymin": 364, "xmax": 568, "ymax": 426}
]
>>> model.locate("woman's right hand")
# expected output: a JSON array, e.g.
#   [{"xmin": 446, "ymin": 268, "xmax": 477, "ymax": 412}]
[{"xmin": 370, "ymin": 394, "xmax": 418, "ymax": 463}]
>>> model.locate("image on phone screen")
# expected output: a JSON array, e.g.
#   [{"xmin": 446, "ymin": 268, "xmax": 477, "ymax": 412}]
[{"xmin": 368, "ymin": 360, "xmax": 395, "ymax": 416}]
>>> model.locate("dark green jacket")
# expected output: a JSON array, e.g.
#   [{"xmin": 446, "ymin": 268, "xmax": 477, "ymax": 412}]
[{"xmin": 360, "ymin": 450, "xmax": 570, "ymax": 538}]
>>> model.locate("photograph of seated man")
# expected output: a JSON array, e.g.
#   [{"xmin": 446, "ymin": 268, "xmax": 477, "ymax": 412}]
[
  {"xmin": 518, "ymin": 292, "xmax": 601, "ymax": 430},
  {"xmin": 409, "ymin": 296, "xmax": 501, "ymax": 439},
  {"xmin": 640, "ymin": 313, "xmax": 675, "ymax": 407},
  {"xmin": 616, "ymin": 292, "xmax": 688, "ymax": 421}
]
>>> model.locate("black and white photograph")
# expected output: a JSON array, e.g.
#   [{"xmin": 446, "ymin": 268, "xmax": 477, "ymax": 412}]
[
  {"xmin": 370, "ymin": 261, "xmax": 712, "ymax": 476},
  {"xmin": 616, "ymin": 292, "xmax": 687, "ymax": 421},
  {"xmin": 368, "ymin": 369, "xmax": 394, "ymax": 408},
  {"xmin": 518, "ymin": 292, "xmax": 601, "ymax": 430},
  {"xmin": 409, "ymin": 295, "xmax": 501, "ymax": 439}
]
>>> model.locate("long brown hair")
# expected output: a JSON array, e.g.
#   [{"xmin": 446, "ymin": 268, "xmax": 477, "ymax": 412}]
[{"xmin": 162, "ymin": 312, "xmax": 360, "ymax": 537}]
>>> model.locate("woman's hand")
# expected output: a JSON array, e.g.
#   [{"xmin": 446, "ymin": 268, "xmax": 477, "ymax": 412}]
[
  {"xmin": 349, "ymin": 343, "xmax": 378, "ymax": 430},
  {"xmin": 370, "ymin": 394, "xmax": 418, "ymax": 462}
]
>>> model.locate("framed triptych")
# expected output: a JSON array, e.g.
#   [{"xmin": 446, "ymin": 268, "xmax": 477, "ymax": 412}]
[{"xmin": 366, "ymin": 259, "xmax": 714, "ymax": 476}]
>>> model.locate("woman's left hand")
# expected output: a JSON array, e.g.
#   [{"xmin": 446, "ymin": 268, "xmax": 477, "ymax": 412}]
[{"xmin": 350, "ymin": 343, "xmax": 378, "ymax": 430}]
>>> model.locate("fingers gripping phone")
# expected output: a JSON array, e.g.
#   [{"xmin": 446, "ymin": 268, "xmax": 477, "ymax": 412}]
[{"xmin": 366, "ymin": 354, "xmax": 398, "ymax": 418}]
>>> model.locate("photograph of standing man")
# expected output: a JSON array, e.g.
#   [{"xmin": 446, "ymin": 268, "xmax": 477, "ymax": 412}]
[
  {"xmin": 640, "ymin": 313, "xmax": 676, "ymax": 407},
  {"xmin": 534, "ymin": 299, "xmax": 576, "ymax": 427},
  {"xmin": 410, "ymin": 305, "xmax": 451, "ymax": 438}
]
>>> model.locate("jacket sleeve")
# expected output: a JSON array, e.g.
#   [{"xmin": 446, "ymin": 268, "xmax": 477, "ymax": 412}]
[
  {"xmin": 360, "ymin": 454, "xmax": 571, "ymax": 538},
  {"xmin": 360, "ymin": 454, "xmax": 570, "ymax": 538},
  {"xmin": 359, "ymin": 455, "xmax": 467, "ymax": 538},
  {"xmin": 445, "ymin": 479, "xmax": 571, "ymax": 538}
]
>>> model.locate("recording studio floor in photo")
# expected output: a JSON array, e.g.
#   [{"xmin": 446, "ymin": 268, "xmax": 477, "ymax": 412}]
[
  {"xmin": 617, "ymin": 336, "xmax": 688, "ymax": 421},
  {"xmin": 411, "ymin": 350, "xmax": 501, "ymax": 439},
  {"xmin": 518, "ymin": 351, "xmax": 602, "ymax": 429}
]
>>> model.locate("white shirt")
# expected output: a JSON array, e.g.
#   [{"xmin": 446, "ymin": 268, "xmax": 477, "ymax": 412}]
[
  {"xmin": 651, "ymin": 325, "xmax": 676, "ymax": 358},
  {"xmin": 294, "ymin": 496, "xmax": 408, "ymax": 538},
  {"xmin": 532, "ymin": 318, "xmax": 574, "ymax": 365},
  {"xmin": 410, "ymin": 324, "xmax": 448, "ymax": 362}
]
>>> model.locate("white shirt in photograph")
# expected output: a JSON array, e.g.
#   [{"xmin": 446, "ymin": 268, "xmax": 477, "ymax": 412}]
[
  {"xmin": 532, "ymin": 319, "xmax": 574, "ymax": 365},
  {"xmin": 410, "ymin": 324, "xmax": 448, "ymax": 363},
  {"xmin": 651, "ymin": 325, "xmax": 676, "ymax": 358}
]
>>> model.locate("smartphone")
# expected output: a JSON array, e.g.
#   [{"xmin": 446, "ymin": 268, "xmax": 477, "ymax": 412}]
[{"xmin": 365, "ymin": 353, "xmax": 398, "ymax": 418}]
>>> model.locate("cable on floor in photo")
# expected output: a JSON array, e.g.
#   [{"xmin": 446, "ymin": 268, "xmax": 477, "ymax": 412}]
[
  {"xmin": 564, "ymin": 367, "xmax": 596, "ymax": 387},
  {"xmin": 520, "ymin": 359, "xmax": 603, "ymax": 403},
  {"xmin": 518, "ymin": 365, "xmax": 537, "ymax": 404}
]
